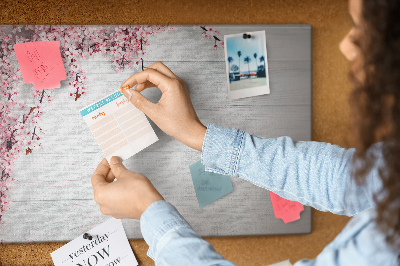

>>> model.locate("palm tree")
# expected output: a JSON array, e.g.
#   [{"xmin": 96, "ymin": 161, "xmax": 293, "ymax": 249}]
[
  {"xmin": 253, "ymin": 53, "xmax": 258, "ymax": 73},
  {"xmin": 260, "ymin": 55, "xmax": 265, "ymax": 70},
  {"xmin": 258, "ymin": 55, "xmax": 266, "ymax": 77},
  {"xmin": 227, "ymin": 56, "xmax": 233, "ymax": 73},
  {"xmin": 244, "ymin": 56, "xmax": 251, "ymax": 78},
  {"xmin": 237, "ymin": 51, "xmax": 242, "ymax": 77}
]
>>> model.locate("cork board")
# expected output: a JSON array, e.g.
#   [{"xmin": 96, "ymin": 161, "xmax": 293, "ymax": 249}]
[{"xmin": 0, "ymin": 0, "xmax": 352, "ymax": 265}]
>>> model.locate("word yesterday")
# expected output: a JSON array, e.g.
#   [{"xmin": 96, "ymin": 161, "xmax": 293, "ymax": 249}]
[{"xmin": 69, "ymin": 233, "xmax": 109, "ymax": 260}]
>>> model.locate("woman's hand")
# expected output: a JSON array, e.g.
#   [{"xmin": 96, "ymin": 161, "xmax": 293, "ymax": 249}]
[
  {"xmin": 120, "ymin": 61, "xmax": 206, "ymax": 151},
  {"xmin": 91, "ymin": 157, "xmax": 164, "ymax": 219}
]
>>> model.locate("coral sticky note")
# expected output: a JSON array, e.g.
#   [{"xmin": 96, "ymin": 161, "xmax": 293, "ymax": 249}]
[
  {"xmin": 14, "ymin": 41, "xmax": 66, "ymax": 90},
  {"xmin": 189, "ymin": 160, "xmax": 233, "ymax": 208},
  {"xmin": 269, "ymin": 191, "xmax": 304, "ymax": 224}
]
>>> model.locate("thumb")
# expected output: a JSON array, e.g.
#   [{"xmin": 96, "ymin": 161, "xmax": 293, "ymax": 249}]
[
  {"xmin": 122, "ymin": 89, "xmax": 155, "ymax": 116},
  {"xmin": 91, "ymin": 158, "xmax": 111, "ymax": 189},
  {"xmin": 109, "ymin": 156, "xmax": 129, "ymax": 178}
]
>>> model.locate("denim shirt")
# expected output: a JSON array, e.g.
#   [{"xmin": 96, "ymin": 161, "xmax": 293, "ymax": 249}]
[{"xmin": 140, "ymin": 124, "xmax": 399, "ymax": 265}]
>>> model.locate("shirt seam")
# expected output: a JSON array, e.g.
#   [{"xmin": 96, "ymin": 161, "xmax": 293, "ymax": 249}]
[{"xmin": 230, "ymin": 129, "xmax": 245, "ymax": 175}]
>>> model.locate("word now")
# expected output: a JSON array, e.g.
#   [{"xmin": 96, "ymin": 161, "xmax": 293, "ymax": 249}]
[{"xmin": 76, "ymin": 245, "xmax": 112, "ymax": 266}]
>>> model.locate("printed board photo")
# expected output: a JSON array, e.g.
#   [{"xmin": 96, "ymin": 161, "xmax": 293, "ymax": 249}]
[{"xmin": 224, "ymin": 30, "xmax": 270, "ymax": 100}]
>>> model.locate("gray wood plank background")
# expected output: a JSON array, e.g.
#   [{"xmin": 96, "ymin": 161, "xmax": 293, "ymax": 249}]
[{"xmin": 1, "ymin": 25, "xmax": 312, "ymax": 243}]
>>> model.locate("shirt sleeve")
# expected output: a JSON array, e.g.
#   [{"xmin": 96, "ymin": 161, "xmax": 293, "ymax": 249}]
[
  {"xmin": 201, "ymin": 124, "xmax": 384, "ymax": 217},
  {"xmin": 140, "ymin": 200, "xmax": 237, "ymax": 266}
]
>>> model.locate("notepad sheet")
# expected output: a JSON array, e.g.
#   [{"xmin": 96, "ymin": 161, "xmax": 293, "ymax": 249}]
[{"xmin": 80, "ymin": 91, "xmax": 158, "ymax": 162}]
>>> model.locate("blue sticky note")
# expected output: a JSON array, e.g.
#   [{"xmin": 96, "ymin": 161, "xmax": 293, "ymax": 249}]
[{"xmin": 189, "ymin": 160, "xmax": 233, "ymax": 208}]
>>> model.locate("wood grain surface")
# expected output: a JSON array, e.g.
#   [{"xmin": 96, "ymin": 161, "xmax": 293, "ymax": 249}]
[
  {"xmin": 1, "ymin": 24, "xmax": 312, "ymax": 243},
  {"xmin": 0, "ymin": 0, "xmax": 352, "ymax": 265}
]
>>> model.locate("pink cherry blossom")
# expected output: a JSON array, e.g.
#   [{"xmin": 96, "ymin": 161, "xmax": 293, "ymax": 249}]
[
  {"xmin": 194, "ymin": 25, "xmax": 224, "ymax": 49},
  {"xmin": 0, "ymin": 25, "xmax": 175, "ymax": 227}
]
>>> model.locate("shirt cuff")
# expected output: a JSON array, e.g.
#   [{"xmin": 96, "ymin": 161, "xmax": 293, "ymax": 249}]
[
  {"xmin": 140, "ymin": 200, "xmax": 192, "ymax": 260},
  {"xmin": 201, "ymin": 123, "xmax": 245, "ymax": 176}
]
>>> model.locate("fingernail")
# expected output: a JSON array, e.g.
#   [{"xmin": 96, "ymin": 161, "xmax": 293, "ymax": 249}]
[
  {"xmin": 110, "ymin": 156, "xmax": 122, "ymax": 165},
  {"xmin": 123, "ymin": 89, "xmax": 133, "ymax": 100}
]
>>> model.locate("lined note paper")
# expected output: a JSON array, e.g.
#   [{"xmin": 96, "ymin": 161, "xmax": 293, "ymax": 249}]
[
  {"xmin": 80, "ymin": 90, "xmax": 158, "ymax": 162},
  {"xmin": 14, "ymin": 41, "xmax": 66, "ymax": 90}
]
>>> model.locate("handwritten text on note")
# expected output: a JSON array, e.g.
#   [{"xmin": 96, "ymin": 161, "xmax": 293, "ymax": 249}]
[
  {"xmin": 14, "ymin": 41, "xmax": 66, "ymax": 90},
  {"xmin": 189, "ymin": 160, "xmax": 233, "ymax": 208}
]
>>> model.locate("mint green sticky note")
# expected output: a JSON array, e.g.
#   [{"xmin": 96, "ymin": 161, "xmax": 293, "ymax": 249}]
[{"xmin": 189, "ymin": 160, "xmax": 233, "ymax": 208}]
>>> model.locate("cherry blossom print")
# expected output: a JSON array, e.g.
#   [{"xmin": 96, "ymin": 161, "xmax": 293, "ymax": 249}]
[
  {"xmin": 0, "ymin": 25, "xmax": 173, "ymax": 227},
  {"xmin": 195, "ymin": 25, "xmax": 224, "ymax": 49}
]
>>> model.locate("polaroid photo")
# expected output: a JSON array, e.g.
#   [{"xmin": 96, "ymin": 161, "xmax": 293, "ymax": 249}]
[{"xmin": 224, "ymin": 30, "xmax": 270, "ymax": 100}]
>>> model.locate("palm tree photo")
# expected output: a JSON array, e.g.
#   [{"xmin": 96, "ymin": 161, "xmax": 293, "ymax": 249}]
[{"xmin": 225, "ymin": 31, "xmax": 269, "ymax": 93}]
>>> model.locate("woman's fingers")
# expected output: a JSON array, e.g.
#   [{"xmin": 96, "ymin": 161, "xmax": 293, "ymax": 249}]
[
  {"xmin": 135, "ymin": 81, "xmax": 156, "ymax": 92},
  {"xmin": 92, "ymin": 158, "xmax": 115, "ymax": 183},
  {"xmin": 121, "ymin": 88, "xmax": 159, "ymax": 117},
  {"xmin": 141, "ymin": 61, "xmax": 182, "ymax": 92},
  {"xmin": 91, "ymin": 159, "xmax": 110, "ymax": 190},
  {"xmin": 121, "ymin": 68, "xmax": 173, "ymax": 93},
  {"xmin": 119, "ymin": 61, "xmax": 205, "ymax": 151},
  {"xmin": 105, "ymin": 168, "xmax": 116, "ymax": 183},
  {"xmin": 146, "ymin": 61, "xmax": 177, "ymax": 79},
  {"xmin": 121, "ymin": 61, "xmax": 179, "ymax": 93}
]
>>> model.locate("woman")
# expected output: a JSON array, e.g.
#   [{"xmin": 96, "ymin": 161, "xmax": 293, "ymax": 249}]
[{"xmin": 91, "ymin": 0, "xmax": 400, "ymax": 264}]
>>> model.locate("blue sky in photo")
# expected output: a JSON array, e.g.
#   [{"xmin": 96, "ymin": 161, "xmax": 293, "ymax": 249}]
[{"xmin": 226, "ymin": 31, "xmax": 266, "ymax": 73}]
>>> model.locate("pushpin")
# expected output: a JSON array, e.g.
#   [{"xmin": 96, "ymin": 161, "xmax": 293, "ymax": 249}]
[
  {"xmin": 83, "ymin": 233, "xmax": 94, "ymax": 240},
  {"xmin": 242, "ymin": 33, "xmax": 252, "ymax": 39}
]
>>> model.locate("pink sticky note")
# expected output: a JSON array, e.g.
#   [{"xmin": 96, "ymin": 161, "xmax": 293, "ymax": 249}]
[
  {"xmin": 269, "ymin": 191, "xmax": 304, "ymax": 224},
  {"xmin": 14, "ymin": 41, "xmax": 66, "ymax": 90}
]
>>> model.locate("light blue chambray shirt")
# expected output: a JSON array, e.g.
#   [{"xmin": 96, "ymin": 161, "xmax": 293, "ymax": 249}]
[{"xmin": 140, "ymin": 124, "xmax": 399, "ymax": 265}]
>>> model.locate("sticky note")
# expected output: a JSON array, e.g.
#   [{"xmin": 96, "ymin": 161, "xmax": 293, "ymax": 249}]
[
  {"xmin": 14, "ymin": 41, "xmax": 67, "ymax": 90},
  {"xmin": 51, "ymin": 218, "xmax": 138, "ymax": 266},
  {"xmin": 269, "ymin": 191, "xmax": 304, "ymax": 224},
  {"xmin": 80, "ymin": 90, "xmax": 158, "ymax": 162},
  {"xmin": 189, "ymin": 160, "xmax": 233, "ymax": 208}
]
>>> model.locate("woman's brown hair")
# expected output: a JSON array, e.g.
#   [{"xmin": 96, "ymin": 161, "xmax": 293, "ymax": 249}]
[{"xmin": 349, "ymin": 0, "xmax": 400, "ymax": 259}]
